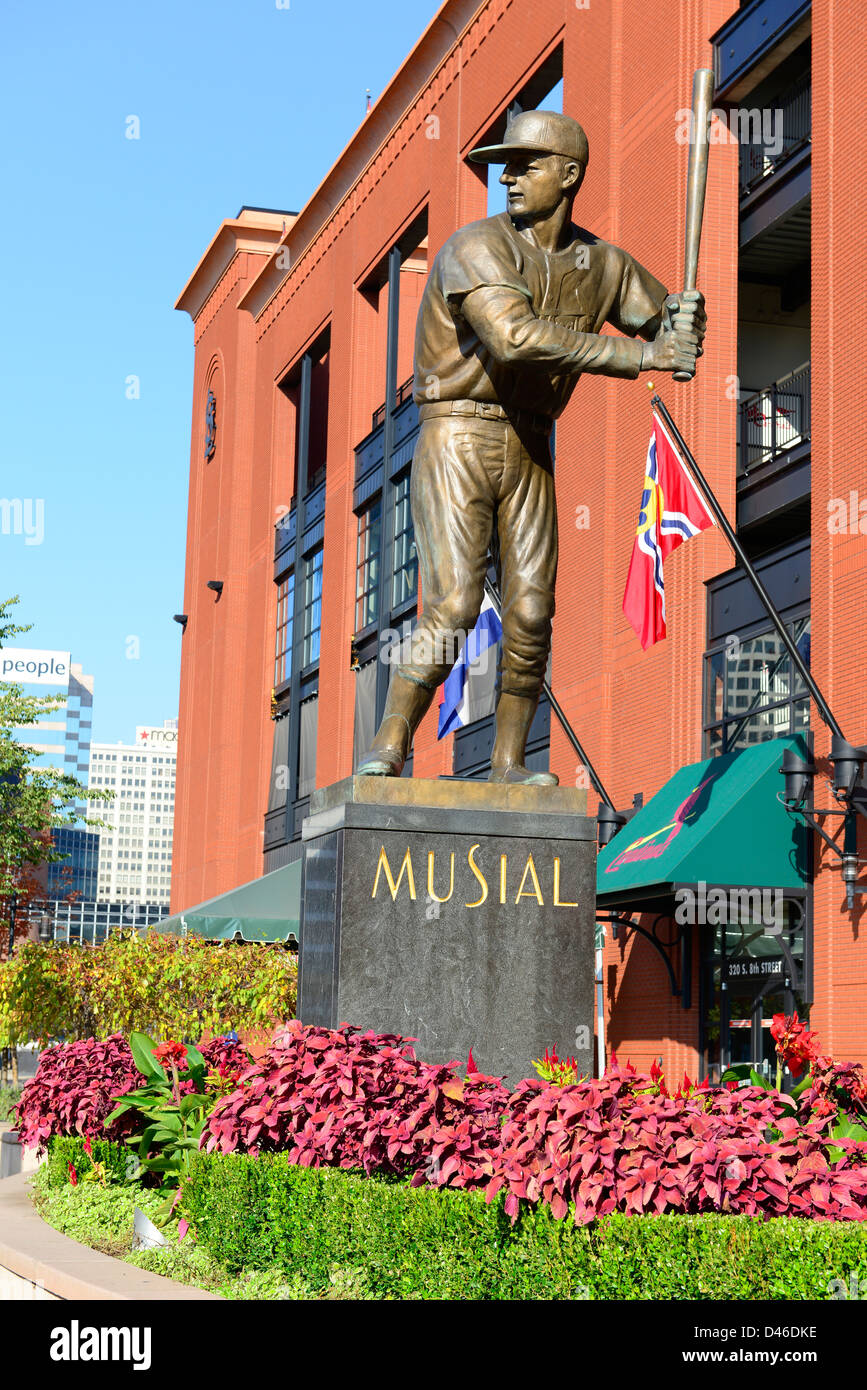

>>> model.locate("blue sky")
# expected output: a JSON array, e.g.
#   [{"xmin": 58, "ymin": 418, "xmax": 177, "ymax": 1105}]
[{"xmin": 0, "ymin": 0, "xmax": 439, "ymax": 744}]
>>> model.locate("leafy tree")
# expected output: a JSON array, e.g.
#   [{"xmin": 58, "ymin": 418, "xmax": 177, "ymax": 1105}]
[{"xmin": 0, "ymin": 596, "xmax": 112, "ymax": 940}]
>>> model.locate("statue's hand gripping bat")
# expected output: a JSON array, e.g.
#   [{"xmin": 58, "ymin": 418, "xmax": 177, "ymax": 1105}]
[{"xmin": 672, "ymin": 67, "xmax": 714, "ymax": 383}]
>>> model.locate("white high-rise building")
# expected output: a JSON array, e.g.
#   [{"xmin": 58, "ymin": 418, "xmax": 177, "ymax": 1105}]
[{"xmin": 87, "ymin": 720, "xmax": 178, "ymax": 904}]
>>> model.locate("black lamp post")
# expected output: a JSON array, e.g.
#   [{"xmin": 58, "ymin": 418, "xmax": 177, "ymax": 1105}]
[
  {"xmin": 830, "ymin": 735, "xmax": 867, "ymax": 804},
  {"xmin": 780, "ymin": 740, "xmax": 867, "ymax": 909},
  {"xmin": 596, "ymin": 802, "xmax": 627, "ymax": 850},
  {"xmin": 780, "ymin": 746, "xmax": 816, "ymax": 809}
]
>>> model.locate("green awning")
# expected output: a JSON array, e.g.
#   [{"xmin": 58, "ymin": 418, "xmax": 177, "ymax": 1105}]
[
  {"xmin": 596, "ymin": 735, "xmax": 809, "ymax": 911},
  {"xmin": 156, "ymin": 860, "xmax": 301, "ymax": 943}
]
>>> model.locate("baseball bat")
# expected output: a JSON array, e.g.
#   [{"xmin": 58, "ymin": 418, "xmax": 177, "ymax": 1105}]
[{"xmin": 672, "ymin": 67, "xmax": 714, "ymax": 382}]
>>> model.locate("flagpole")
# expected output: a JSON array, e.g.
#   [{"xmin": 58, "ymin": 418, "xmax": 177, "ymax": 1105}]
[
  {"xmin": 482, "ymin": 575, "xmax": 617, "ymax": 808},
  {"xmin": 650, "ymin": 395, "xmax": 844, "ymax": 741}
]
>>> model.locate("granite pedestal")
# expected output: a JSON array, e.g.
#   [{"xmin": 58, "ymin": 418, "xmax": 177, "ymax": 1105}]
[{"xmin": 298, "ymin": 777, "xmax": 596, "ymax": 1083}]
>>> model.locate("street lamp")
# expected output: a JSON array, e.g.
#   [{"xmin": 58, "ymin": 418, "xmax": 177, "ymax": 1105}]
[{"xmin": 780, "ymin": 739, "xmax": 867, "ymax": 909}]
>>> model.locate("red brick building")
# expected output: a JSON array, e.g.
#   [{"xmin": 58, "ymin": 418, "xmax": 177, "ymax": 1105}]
[{"xmin": 173, "ymin": 0, "xmax": 867, "ymax": 1080}]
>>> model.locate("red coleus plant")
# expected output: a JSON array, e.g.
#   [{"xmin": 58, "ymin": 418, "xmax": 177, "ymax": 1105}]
[
  {"xmin": 484, "ymin": 1056, "xmax": 867, "ymax": 1225},
  {"xmin": 203, "ymin": 1024, "xmax": 867, "ymax": 1226},
  {"xmin": 203, "ymin": 1021, "xmax": 509, "ymax": 1185},
  {"xmin": 14, "ymin": 1034, "xmax": 143, "ymax": 1154}
]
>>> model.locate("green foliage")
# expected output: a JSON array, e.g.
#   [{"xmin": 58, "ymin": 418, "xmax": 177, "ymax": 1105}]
[
  {"xmin": 35, "ymin": 1146, "xmax": 309, "ymax": 1299},
  {"xmin": 181, "ymin": 1151, "xmax": 867, "ymax": 1300},
  {"xmin": 44, "ymin": 1136, "xmax": 131, "ymax": 1188},
  {"xmin": 107, "ymin": 1034, "xmax": 216, "ymax": 1196},
  {"xmin": 0, "ymin": 1085, "xmax": 21, "ymax": 1122},
  {"xmin": 0, "ymin": 596, "xmax": 114, "ymax": 902},
  {"xmin": 0, "ymin": 931, "xmax": 297, "ymax": 1047}
]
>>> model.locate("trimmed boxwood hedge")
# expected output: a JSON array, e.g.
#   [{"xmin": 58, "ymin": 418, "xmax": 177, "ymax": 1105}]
[
  {"xmin": 46, "ymin": 1136, "xmax": 131, "ymax": 1189},
  {"xmin": 180, "ymin": 1151, "xmax": 867, "ymax": 1300},
  {"xmin": 44, "ymin": 1140, "xmax": 867, "ymax": 1299}
]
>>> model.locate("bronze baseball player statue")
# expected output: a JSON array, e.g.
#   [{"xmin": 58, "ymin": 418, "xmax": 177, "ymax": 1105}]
[{"xmin": 357, "ymin": 109, "xmax": 706, "ymax": 784}]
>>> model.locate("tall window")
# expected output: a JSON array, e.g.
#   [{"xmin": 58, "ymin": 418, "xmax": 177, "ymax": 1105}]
[
  {"xmin": 302, "ymin": 547, "xmax": 324, "ymax": 668},
  {"xmin": 274, "ymin": 573, "xmax": 294, "ymax": 688},
  {"xmin": 703, "ymin": 616, "xmax": 811, "ymax": 756},
  {"xmin": 392, "ymin": 473, "xmax": 418, "ymax": 609},
  {"xmin": 297, "ymin": 695, "xmax": 319, "ymax": 800},
  {"xmin": 355, "ymin": 499, "xmax": 381, "ymax": 631}
]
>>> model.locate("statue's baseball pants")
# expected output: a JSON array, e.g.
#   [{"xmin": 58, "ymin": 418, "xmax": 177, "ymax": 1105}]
[{"xmin": 396, "ymin": 411, "xmax": 558, "ymax": 699}]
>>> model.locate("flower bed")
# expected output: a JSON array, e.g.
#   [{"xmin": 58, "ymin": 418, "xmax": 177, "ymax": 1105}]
[
  {"xmin": 15, "ymin": 1033, "xmax": 250, "ymax": 1154},
  {"xmin": 44, "ymin": 1137, "xmax": 867, "ymax": 1301},
  {"xmin": 200, "ymin": 1021, "xmax": 867, "ymax": 1225},
  {"xmin": 18, "ymin": 1013, "xmax": 867, "ymax": 1303}
]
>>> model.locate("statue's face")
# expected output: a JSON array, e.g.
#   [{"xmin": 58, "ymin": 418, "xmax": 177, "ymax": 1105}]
[{"xmin": 499, "ymin": 152, "xmax": 580, "ymax": 218}]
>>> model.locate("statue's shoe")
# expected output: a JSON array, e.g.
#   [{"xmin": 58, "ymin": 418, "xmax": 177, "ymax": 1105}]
[
  {"xmin": 355, "ymin": 745, "xmax": 405, "ymax": 777},
  {"xmin": 489, "ymin": 764, "xmax": 559, "ymax": 786}
]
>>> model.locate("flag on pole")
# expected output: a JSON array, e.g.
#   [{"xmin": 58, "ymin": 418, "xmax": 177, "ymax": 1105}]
[
  {"xmin": 623, "ymin": 410, "xmax": 715, "ymax": 649},
  {"xmin": 437, "ymin": 595, "xmax": 503, "ymax": 738}
]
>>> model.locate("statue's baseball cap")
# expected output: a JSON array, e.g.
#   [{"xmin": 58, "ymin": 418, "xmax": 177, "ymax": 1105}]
[{"xmin": 468, "ymin": 110, "xmax": 589, "ymax": 167}]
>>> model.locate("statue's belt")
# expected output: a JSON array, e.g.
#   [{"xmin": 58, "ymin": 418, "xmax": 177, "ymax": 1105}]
[{"xmin": 418, "ymin": 399, "xmax": 553, "ymax": 436}]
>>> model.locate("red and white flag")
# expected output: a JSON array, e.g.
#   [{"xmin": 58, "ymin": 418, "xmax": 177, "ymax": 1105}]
[{"xmin": 623, "ymin": 411, "xmax": 715, "ymax": 649}]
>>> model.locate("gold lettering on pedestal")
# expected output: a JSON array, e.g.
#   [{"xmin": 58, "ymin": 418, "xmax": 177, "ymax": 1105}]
[
  {"xmin": 371, "ymin": 845, "xmax": 416, "ymax": 901},
  {"xmin": 427, "ymin": 850, "xmax": 455, "ymax": 903},
  {"xmin": 465, "ymin": 843, "xmax": 488, "ymax": 907},
  {"xmin": 553, "ymin": 857, "xmax": 578, "ymax": 907},
  {"xmin": 515, "ymin": 853, "xmax": 544, "ymax": 905},
  {"xmin": 370, "ymin": 844, "xmax": 577, "ymax": 910}
]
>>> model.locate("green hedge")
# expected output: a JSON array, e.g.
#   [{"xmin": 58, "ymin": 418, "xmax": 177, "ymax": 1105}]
[
  {"xmin": 45, "ymin": 1140, "xmax": 867, "ymax": 1299},
  {"xmin": 45, "ymin": 1136, "xmax": 131, "ymax": 1189},
  {"xmin": 180, "ymin": 1151, "xmax": 867, "ymax": 1300}
]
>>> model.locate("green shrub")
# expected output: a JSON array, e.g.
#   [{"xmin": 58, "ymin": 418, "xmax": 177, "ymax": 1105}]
[
  {"xmin": 44, "ymin": 1136, "xmax": 131, "ymax": 1188},
  {"xmin": 0, "ymin": 1085, "xmax": 21, "ymax": 1122},
  {"xmin": 0, "ymin": 932, "xmax": 296, "ymax": 1046},
  {"xmin": 35, "ymin": 1151, "xmax": 311, "ymax": 1299},
  {"xmin": 181, "ymin": 1150, "xmax": 867, "ymax": 1300}
]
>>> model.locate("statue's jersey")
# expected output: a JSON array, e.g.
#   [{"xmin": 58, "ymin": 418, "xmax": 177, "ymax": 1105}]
[{"xmin": 413, "ymin": 212, "xmax": 668, "ymax": 419}]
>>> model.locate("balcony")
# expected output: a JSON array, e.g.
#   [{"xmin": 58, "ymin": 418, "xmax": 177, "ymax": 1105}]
[
  {"xmin": 353, "ymin": 374, "xmax": 420, "ymax": 509},
  {"xmin": 739, "ymin": 361, "xmax": 810, "ymax": 475},
  {"xmin": 273, "ymin": 473, "xmax": 326, "ymax": 572},
  {"xmin": 712, "ymin": 0, "xmax": 811, "ymax": 101},
  {"xmin": 739, "ymin": 72, "xmax": 810, "ymax": 197},
  {"xmin": 736, "ymin": 362, "xmax": 810, "ymax": 537}
]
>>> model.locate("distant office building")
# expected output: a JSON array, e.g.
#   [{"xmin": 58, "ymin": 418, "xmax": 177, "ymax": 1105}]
[
  {"xmin": 20, "ymin": 897, "xmax": 169, "ymax": 947},
  {"xmin": 0, "ymin": 647, "xmax": 94, "ymax": 782},
  {"xmin": 45, "ymin": 827, "xmax": 100, "ymax": 900},
  {"xmin": 88, "ymin": 720, "xmax": 178, "ymax": 904},
  {"xmin": 0, "ymin": 647, "xmax": 97, "ymax": 897}
]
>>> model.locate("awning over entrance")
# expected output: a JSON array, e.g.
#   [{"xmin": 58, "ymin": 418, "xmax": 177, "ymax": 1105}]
[
  {"xmin": 156, "ymin": 860, "xmax": 301, "ymax": 943},
  {"xmin": 596, "ymin": 735, "xmax": 809, "ymax": 912}
]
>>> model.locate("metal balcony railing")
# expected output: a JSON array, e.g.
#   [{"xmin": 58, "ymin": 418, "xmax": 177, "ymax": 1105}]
[
  {"xmin": 371, "ymin": 374, "xmax": 414, "ymax": 429},
  {"xmin": 739, "ymin": 72, "xmax": 811, "ymax": 196},
  {"xmin": 738, "ymin": 361, "xmax": 810, "ymax": 475}
]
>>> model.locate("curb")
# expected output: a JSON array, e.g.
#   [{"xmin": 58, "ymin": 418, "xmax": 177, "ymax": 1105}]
[{"xmin": 0, "ymin": 1172, "xmax": 223, "ymax": 1300}]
